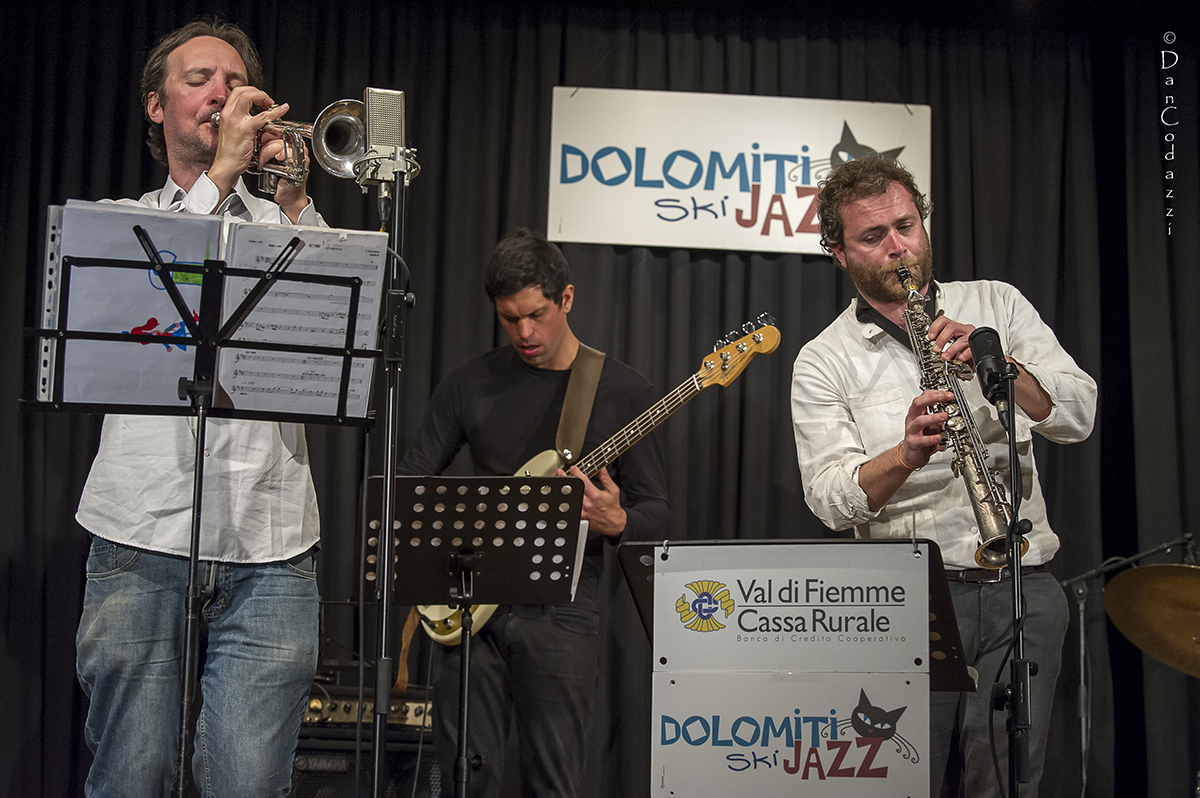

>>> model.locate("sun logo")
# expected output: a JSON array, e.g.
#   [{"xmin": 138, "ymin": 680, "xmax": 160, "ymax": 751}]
[{"xmin": 675, "ymin": 579, "xmax": 735, "ymax": 632}]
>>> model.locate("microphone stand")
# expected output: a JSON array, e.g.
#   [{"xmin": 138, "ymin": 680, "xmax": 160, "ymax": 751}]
[
  {"xmin": 371, "ymin": 166, "xmax": 414, "ymax": 797},
  {"xmin": 995, "ymin": 363, "xmax": 1034, "ymax": 798}
]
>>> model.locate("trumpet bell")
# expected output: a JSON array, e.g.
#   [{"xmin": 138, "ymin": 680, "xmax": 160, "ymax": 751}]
[{"xmin": 312, "ymin": 99, "xmax": 366, "ymax": 180}]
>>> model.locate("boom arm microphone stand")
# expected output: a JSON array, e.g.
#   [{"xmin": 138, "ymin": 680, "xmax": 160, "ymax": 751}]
[{"xmin": 1059, "ymin": 532, "xmax": 1195, "ymax": 797}]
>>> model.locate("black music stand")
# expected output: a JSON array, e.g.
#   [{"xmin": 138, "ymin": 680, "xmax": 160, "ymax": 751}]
[
  {"xmin": 27, "ymin": 223, "xmax": 379, "ymax": 798},
  {"xmin": 31, "ymin": 234, "xmax": 378, "ymax": 424},
  {"xmin": 386, "ymin": 476, "xmax": 585, "ymax": 798}
]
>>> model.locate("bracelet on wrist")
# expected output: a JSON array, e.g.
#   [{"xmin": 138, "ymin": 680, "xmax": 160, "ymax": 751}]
[{"xmin": 896, "ymin": 442, "xmax": 920, "ymax": 472}]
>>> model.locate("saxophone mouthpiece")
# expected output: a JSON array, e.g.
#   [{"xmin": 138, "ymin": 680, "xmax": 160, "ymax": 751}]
[{"xmin": 895, "ymin": 264, "xmax": 919, "ymax": 294}]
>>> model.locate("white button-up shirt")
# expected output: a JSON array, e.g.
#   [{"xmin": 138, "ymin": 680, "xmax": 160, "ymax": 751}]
[
  {"xmin": 75, "ymin": 174, "xmax": 323, "ymax": 562},
  {"xmin": 792, "ymin": 280, "xmax": 1096, "ymax": 570}
]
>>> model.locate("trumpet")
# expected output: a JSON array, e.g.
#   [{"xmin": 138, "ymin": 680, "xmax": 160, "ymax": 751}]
[{"xmin": 211, "ymin": 99, "xmax": 366, "ymax": 193}]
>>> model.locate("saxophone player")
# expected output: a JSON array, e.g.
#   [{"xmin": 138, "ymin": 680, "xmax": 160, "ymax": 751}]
[{"xmin": 791, "ymin": 157, "xmax": 1096, "ymax": 797}]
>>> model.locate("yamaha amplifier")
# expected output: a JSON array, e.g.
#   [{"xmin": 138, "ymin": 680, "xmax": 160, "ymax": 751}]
[
  {"xmin": 292, "ymin": 724, "xmax": 441, "ymax": 798},
  {"xmin": 303, "ymin": 685, "xmax": 432, "ymax": 731}
]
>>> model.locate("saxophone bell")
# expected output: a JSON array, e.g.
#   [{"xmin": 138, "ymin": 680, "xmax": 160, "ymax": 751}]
[{"xmin": 974, "ymin": 533, "xmax": 1030, "ymax": 569}]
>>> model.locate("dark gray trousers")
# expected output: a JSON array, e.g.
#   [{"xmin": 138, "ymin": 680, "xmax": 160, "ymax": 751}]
[
  {"xmin": 431, "ymin": 604, "xmax": 601, "ymax": 798},
  {"xmin": 929, "ymin": 572, "xmax": 1070, "ymax": 798}
]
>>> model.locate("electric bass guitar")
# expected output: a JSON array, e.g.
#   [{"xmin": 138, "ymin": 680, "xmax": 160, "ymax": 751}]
[{"xmin": 417, "ymin": 317, "xmax": 780, "ymax": 644}]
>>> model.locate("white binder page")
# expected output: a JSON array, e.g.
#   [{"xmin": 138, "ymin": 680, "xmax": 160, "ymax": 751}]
[{"xmin": 56, "ymin": 201, "xmax": 222, "ymax": 406}]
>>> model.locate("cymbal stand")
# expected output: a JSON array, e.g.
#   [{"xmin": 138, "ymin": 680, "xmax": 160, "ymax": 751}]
[{"xmin": 1059, "ymin": 531, "xmax": 1194, "ymax": 798}]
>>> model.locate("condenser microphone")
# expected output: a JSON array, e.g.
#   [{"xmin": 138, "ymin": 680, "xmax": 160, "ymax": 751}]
[
  {"xmin": 358, "ymin": 88, "xmax": 407, "ymax": 185},
  {"xmin": 365, "ymin": 87, "xmax": 406, "ymax": 151},
  {"xmin": 969, "ymin": 326, "xmax": 1010, "ymax": 425}
]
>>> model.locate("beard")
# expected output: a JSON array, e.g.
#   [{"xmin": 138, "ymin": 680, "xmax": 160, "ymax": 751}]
[
  {"xmin": 843, "ymin": 234, "xmax": 934, "ymax": 304},
  {"xmin": 169, "ymin": 124, "xmax": 219, "ymax": 171},
  {"xmin": 159, "ymin": 99, "xmax": 219, "ymax": 173}
]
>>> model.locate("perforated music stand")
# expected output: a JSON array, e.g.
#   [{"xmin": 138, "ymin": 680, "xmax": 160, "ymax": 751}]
[
  {"xmin": 387, "ymin": 476, "xmax": 585, "ymax": 605},
  {"xmin": 385, "ymin": 475, "xmax": 585, "ymax": 798}
]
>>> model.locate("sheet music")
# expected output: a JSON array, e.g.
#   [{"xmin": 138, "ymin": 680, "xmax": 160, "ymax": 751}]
[
  {"xmin": 55, "ymin": 201, "xmax": 222, "ymax": 406},
  {"xmin": 570, "ymin": 520, "xmax": 589, "ymax": 600},
  {"xmin": 40, "ymin": 201, "xmax": 385, "ymax": 419},
  {"xmin": 218, "ymin": 221, "xmax": 387, "ymax": 417}
]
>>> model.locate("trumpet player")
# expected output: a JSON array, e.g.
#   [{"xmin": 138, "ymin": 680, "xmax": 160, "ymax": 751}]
[
  {"xmin": 75, "ymin": 18, "xmax": 325, "ymax": 798},
  {"xmin": 791, "ymin": 157, "xmax": 1095, "ymax": 797}
]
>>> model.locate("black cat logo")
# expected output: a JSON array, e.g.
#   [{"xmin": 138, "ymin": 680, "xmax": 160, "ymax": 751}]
[
  {"xmin": 850, "ymin": 688, "xmax": 906, "ymax": 740},
  {"xmin": 794, "ymin": 122, "xmax": 907, "ymax": 185},
  {"xmin": 830, "ymin": 122, "xmax": 906, "ymax": 168},
  {"xmin": 823, "ymin": 688, "xmax": 922, "ymax": 765}
]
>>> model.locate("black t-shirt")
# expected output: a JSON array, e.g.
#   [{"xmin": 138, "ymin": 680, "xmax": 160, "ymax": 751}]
[{"xmin": 399, "ymin": 345, "xmax": 670, "ymax": 612}]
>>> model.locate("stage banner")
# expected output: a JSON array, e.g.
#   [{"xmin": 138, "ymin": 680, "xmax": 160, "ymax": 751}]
[{"xmin": 547, "ymin": 87, "xmax": 931, "ymax": 255}]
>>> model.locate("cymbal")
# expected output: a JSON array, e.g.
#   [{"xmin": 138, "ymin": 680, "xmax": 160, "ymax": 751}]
[{"xmin": 1105, "ymin": 564, "xmax": 1200, "ymax": 679}]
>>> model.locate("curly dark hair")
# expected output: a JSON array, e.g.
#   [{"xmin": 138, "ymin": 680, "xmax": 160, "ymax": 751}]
[
  {"xmin": 817, "ymin": 157, "xmax": 931, "ymax": 255},
  {"xmin": 484, "ymin": 229, "xmax": 571, "ymax": 304},
  {"xmin": 141, "ymin": 18, "xmax": 264, "ymax": 166}
]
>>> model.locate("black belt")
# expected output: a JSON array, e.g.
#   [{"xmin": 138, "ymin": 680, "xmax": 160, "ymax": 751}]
[{"xmin": 946, "ymin": 561, "xmax": 1053, "ymax": 584}]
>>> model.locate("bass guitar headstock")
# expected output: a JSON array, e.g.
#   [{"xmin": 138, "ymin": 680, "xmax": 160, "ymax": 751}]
[{"xmin": 697, "ymin": 313, "xmax": 780, "ymax": 389}]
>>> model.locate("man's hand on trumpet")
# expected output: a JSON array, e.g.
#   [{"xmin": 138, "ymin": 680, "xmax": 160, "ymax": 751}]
[
  {"xmin": 208, "ymin": 86, "xmax": 311, "ymax": 223},
  {"xmin": 207, "ymin": 86, "xmax": 283, "ymax": 198},
  {"xmin": 261, "ymin": 128, "xmax": 312, "ymax": 225}
]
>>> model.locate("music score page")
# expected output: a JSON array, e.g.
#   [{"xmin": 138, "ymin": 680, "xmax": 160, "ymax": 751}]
[{"xmin": 218, "ymin": 221, "xmax": 387, "ymax": 418}]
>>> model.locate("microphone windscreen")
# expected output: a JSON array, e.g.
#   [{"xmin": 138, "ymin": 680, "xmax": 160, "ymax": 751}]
[
  {"xmin": 365, "ymin": 88, "xmax": 406, "ymax": 150},
  {"xmin": 968, "ymin": 327, "xmax": 1007, "ymax": 401},
  {"xmin": 968, "ymin": 326, "xmax": 1005, "ymax": 365}
]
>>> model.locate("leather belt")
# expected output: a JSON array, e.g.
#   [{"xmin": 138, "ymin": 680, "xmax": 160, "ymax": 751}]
[{"xmin": 946, "ymin": 561, "xmax": 1053, "ymax": 584}]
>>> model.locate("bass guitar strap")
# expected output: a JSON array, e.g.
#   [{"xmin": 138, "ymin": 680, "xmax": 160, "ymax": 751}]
[{"xmin": 555, "ymin": 343, "xmax": 606, "ymax": 470}]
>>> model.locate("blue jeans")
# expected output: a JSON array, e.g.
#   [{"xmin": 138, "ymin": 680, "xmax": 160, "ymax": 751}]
[
  {"xmin": 431, "ymin": 604, "xmax": 601, "ymax": 798},
  {"xmin": 76, "ymin": 536, "xmax": 319, "ymax": 798},
  {"xmin": 929, "ymin": 572, "xmax": 1070, "ymax": 798}
]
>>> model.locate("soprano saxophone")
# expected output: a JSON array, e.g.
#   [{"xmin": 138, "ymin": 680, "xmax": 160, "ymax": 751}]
[{"xmin": 895, "ymin": 264, "xmax": 1026, "ymax": 569}]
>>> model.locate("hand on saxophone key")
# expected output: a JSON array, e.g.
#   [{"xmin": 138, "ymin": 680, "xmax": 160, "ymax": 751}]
[
  {"xmin": 927, "ymin": 313, "xmax": 977, "ymax": 367},
  {"xmin": 902, "ymin": 389, "xmax": 955, "ymax": 466}
]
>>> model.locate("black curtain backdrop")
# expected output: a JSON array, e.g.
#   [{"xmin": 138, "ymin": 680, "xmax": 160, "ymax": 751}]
[{"xmin": 2, "ymin": 2, "xmax": 1196, "ymax": 796}]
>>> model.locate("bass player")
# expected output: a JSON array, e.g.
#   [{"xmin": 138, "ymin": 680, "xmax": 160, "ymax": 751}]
[{"xmin": 398, "ymin": 228, "xmax": 669, "ymax": 798}]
